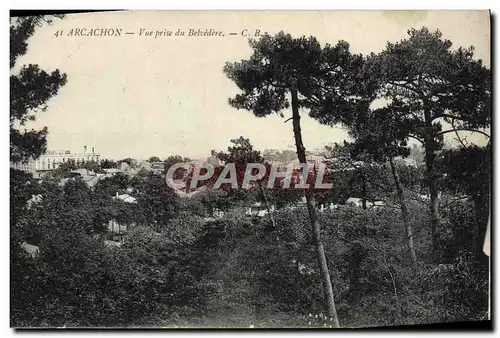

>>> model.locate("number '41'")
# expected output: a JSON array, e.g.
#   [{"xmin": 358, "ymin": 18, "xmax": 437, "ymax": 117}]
[{"xmin": 53, "ymin": 30, "xmax": 64, "ymax": 38}]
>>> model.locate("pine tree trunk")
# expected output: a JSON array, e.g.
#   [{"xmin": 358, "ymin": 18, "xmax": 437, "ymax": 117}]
[
  {"xmin": 423, "ymin": 108, "xmax": 440, "ymax": 254},
  {"xmin": 428, "ymin": 182, "xmax": 440, "ymax": 252},
  {"xmin": 361, "ymin": 173, "xmax": 367, "ymax": 210},
  {"xmin": 258, "ymin": 182, "xmax": 276, "ymax": 228},
  {"xmin": 424, "ymin": 153, "xmax": 440, "ymax": 254},
  {"xmin": 291, "ymin": 89, "xmax": 340, "ymax": 327},
  {"xmin": 389, "ymin": 157, "xmax": 417, "ymax": 266}
]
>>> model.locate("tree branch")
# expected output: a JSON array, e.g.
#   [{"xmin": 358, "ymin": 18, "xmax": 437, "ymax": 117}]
[
  {"xmin": 387, "ymin": 80, "xmax": 422, "ymax": 95},
  {"xmin": 408, "ymin": 134, "xmax": 424, "ymax": 144},
  {"xmin": 451, "ymin": 120, "xmax": 468, "ymax": 148},
  {"xmin": 436, "ymin": 128, "xmax": 490, "ymax": 139}
]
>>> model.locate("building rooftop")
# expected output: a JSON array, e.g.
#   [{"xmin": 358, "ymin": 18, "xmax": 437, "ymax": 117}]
[
  {"xmin": 103, "ymin": 168, "xmax": 122, "ymax": 174},
  {"xmin": 21, "ymin": 242, "xmax": 39, "ymax": 257},
  {"xmin": 114, "ymin": 193, "xmax": 137, "ymax": 204}
]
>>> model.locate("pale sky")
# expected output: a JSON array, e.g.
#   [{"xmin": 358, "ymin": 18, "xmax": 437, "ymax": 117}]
[{"xmin": 14, "ymin": 10, "xmax": 490, "ymax": 160}]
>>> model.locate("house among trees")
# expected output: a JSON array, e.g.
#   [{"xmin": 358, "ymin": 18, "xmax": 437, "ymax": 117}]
[
  {"xmin": 149, "ymin": 161, "xmax": 166, "ymax": 175},
  {"xmin": 245, "ymin": 202, "xmax": 275, "ymax": 217}
]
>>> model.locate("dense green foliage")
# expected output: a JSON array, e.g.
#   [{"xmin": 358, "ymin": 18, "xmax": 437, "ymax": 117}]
[
  {"xmin": 10, "ymin": 16, "xmax": 67, "ymax": 163},
  {"xmin": 11, "ymin": 170, "xmax": 489, "ymax": 327}
]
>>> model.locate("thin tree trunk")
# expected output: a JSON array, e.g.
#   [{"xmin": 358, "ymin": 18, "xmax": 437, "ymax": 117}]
[
  {"xmin": 389, "ymin": 157, "xmax": 417, "ymax": 266},
  {"xmin": 361, "ymin": 173, "xmax": 367, "ymax": 210},
  {"xmin": 291, "ymin": 89, "xmax": 340, "ymax": 328},
  {"xmin": 423, "ymin": 108, "xmax": 440, "ymax": 254},
  {"xmin": 428, "ymin": 183, "xmax": 440, "ymax": 251},
  {"xmin": 258, "ymin": 182, "xmax": 276, "ymax": 228}
]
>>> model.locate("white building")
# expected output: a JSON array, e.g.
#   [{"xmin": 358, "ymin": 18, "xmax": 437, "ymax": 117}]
[
  {"xmin": 245, "ymin": 202, "xmax": 275, "ymax": 217},
  {"xmin": 11, "ymin": 146, "xmax": 101, "ymax": 176}
]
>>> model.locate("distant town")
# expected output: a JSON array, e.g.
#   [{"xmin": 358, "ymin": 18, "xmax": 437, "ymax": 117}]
[
  {"xmin": 13, "ymin": 142, "xmax": 424, "ymax": 254},
  {"xmin": 10, "ymin": 143, "xmax": 421, "ymax": 185}
]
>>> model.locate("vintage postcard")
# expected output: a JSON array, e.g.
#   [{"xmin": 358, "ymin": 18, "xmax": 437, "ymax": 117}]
[{"xmin": 10, "ymin": 10, "xmax": 491, "ymax": 329}]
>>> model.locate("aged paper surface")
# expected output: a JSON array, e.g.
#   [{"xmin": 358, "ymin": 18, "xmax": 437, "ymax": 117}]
[{"xmin": 10, "ymin": 11, "xmax": 491, "ymax": 329}]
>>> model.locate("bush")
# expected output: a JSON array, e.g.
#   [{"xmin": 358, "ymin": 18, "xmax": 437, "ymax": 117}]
[
  {"xmin": 196, "ymin": 202, "xmax": 488, "ymax": 327},
  {"xmin": 11, "ymin": 226, "xmax": 212, "ymax": 327},
  {"xmin": 12, "ymin": 190, "xmax": 488, "ymax": 327}
]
